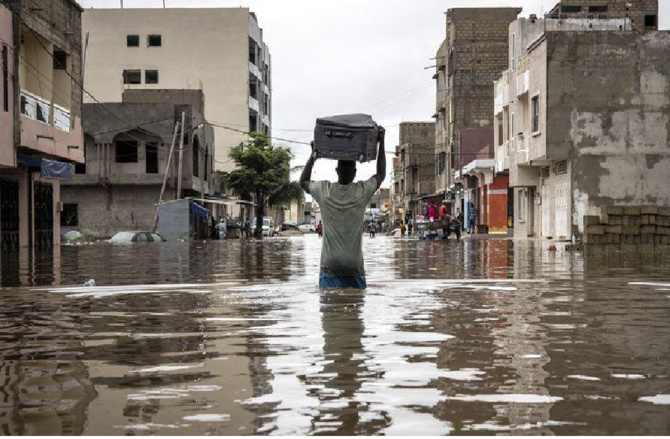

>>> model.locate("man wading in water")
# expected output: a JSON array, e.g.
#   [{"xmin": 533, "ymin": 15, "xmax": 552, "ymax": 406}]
[{"xmin": 300, "ymin": 126, "xmax": 386, "ymax": 289}]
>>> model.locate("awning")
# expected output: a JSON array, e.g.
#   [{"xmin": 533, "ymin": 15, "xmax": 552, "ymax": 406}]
[
  {"xmin": 18, "ymin": 154, "xmax": 73, "ymax": 180},
  {"xmin": 190, "ymin": 202, "xmax": 211, "ymax": 220}
]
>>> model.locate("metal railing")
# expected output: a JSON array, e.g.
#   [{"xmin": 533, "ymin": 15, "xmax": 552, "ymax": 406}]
[{"xmin": 20, "ymin": 89, "xmax": 70, "ymax": 132}]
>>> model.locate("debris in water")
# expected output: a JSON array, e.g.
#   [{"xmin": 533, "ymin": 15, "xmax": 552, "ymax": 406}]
[{"xmin": 83, "ymin": 279, "xmax": 96, "ymax": 287}]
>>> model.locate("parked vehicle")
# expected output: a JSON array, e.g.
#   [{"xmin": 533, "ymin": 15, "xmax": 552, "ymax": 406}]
[
  {"xmin": 252, "ymin": 217, "xmax": 275, "ymax": 237},
  {"xmin": 109, "ymin": 231, "xmax": 166, "ymax": 244},
  {"xmin": 299, "ymin": 223, "xmax": 316, "ymax": 233},
  {"xmin": 281, "ymin": 221, "xmax": 299, "ymax": 231}
]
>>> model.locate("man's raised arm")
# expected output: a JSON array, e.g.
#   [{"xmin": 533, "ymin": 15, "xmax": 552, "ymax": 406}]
[
  {"xmin": 300, "ymin": 142, "xmax": 317, "ymax": 194},
  {"xmin": 374, "ymin": 126, "xmax": 386, "ymax": 189}
]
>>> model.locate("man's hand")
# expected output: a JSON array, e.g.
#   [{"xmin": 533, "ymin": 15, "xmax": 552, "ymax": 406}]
[
  {"xmin": 374, "ymin": 126, "xmax": 386, "ymax": 188},
  {"xmin": 378, "ymin": 126, "xmax": 386, "ymax": 142}
]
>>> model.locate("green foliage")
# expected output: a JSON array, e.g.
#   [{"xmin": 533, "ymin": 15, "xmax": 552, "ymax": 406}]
[{"xmin": 223, "ymin": 133, "xmax": 302, "ymax": 237}]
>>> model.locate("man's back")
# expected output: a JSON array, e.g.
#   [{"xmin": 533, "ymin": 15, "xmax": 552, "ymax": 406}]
[{"xmin": 309, "ymin": 177, "xmax": 377, "ymax": 276}]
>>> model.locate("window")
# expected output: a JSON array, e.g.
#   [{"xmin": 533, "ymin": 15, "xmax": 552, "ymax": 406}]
[
  {"xmin": 53, "ymin": 50, "xmax": 67, "ymax": 71},
  {"xmin": 562, "ymin": 5, "xmax": 582, "ymax": 13},
  {"xmin": 2, "ymin": 45, "xmax": 7, "ymax": 112},
  {"xmin": 249, "ymin": 114, "xmax": 258, "ymax": 133},
  {"xmin": 192, "ymin": 143, "xmax": 199, "ymax": 178},
  {"xmin": 115, "ymin": 140, "xmax": 138, "ymax": 163},
  {"xmin": 532, "ymin": 95, "xmax": 540, "ymax": 133},
  {"xmin": 555, "ymin": 161, "xmax": 568, "ymax": 175},
  {"xmin": 518, "ymin": 189, "xmax": 526, "ymax": 223},
  {"xmin": 75, "ymin": 162, "xmax": 86, "ymax": 174},
  {"xmin": 147, "ymin": 35, "xmax": 162, "ymax": 47},
  {"xmin": 540, "ymin": 166, "xmax": 550, "ymax": 179},
  {"xmin": 123, "ymin": 70, "xmax": 141, "ymax": 84},
  {"xmin": 146, "ymin": 142, "xmax": 158, "ymax": 174},
  {"xmin": 497, "ymin": 116, "xmax": 503, "ymax": 145},
  {"xmin": 127, "ymin": 35, "xmax": 140, "ymax": 47},
  {"xmin": 61, "ymin": 204, "xmax": 78, "ymax": 227},
  {"xmin": 645, "ymin": 15, "xmax": 658, "ymax": 29},
  {"xmin": 249, "ymin": 82, "xmax": 258, "ymax": 99},
  {"xmin": 145, "ymin": 70, "xmax": 159, "ymax": 84},
  {"xmin": 510, "ymin": 33, "xmax": 516, "ymax": 72},
  {"xmin": 588, "ymin": 5, "xmax": 608, "ymax": 13}
]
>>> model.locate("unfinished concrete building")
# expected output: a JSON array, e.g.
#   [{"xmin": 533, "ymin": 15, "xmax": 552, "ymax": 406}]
[
  {"xmin": 61, "ymin": 89, "xmax": 216, "ymax": 238},
  {"xmin": 433, "ymin": 8, "xmax": 521, "ymax": 200},
  {"xmin": 396, "ymin": 122, "xmax": 436, "ymax": 221},
  {"xmin": 547, "ymin": 0, "xmax": 658, "ymax": 31},
  {"xmin": 494, "ymin": 6, "xmax": 670, "ymax": 241}
]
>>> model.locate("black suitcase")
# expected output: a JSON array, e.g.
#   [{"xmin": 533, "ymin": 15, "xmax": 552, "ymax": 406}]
[{"xmin": 314, "ymin": 113, "xmax": 378, "ymax": 163}]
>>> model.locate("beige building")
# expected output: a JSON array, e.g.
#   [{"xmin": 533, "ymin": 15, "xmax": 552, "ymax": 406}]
[
  {"xmin": 81, "ymin": 7, "xmax": 272, "ymax": 173},
  {"xmin": 0, "ymin": 0, "xmax": 85, "ymax": 250},
  {"xmin": 494, "ymin": 0, "xmax": 669, "ymax": 240},
  {"xmin": 395, "ymin": 122, "xmax": 436, "ymax": 220}
]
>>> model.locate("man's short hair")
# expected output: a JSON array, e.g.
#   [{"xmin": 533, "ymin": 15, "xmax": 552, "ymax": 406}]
[{"xmin": 337, "ymin": 160, "xmax": 356, "ymax": 171}]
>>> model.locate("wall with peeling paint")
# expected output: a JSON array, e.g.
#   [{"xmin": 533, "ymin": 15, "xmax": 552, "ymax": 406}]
[{"xmin": 547, "ymin": 31, "xmax": 670, "ymax": 235}]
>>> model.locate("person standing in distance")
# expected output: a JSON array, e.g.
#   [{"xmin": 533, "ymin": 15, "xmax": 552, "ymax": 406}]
[{"xmin": 300, "ymin": 126, "xmax": 386, "ymax": 289}]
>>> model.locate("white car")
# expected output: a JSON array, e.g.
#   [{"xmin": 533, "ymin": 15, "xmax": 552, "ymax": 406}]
[
  {"xmin": 109, "ymin": 231, "xmax": 166, "ymax": 244},
  {"xmin": 299, "ymin": 223, "xmax": 316, "ymax": 233},
  {"xmin": 252, "ymin": 218, "xmax": 275, "ymax": 237}
]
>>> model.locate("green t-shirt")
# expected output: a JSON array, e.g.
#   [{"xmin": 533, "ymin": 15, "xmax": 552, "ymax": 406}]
[{"xmin": 309, "ymin": 177, "xmax": 378, "ymax": 276}]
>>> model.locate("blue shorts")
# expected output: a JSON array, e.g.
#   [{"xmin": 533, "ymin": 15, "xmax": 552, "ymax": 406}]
[{"xmin": 319, "ymin": 269, "xmax": 367, "ymax": 290}]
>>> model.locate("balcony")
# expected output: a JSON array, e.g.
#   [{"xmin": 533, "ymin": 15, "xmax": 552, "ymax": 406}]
[
  {"xmin": 20, "ymin": 89, "xmax": 70, "ymax": 132},
  {"xmin": 495, "ymin": 142, "xmax": 510, "ymax": 173},
  {"xmin": 263, "ymin": 84, "xmax": 270, "ymax": 95},
  {"xmin": 516, "ymin": 70, "xmax": 530, "ymax": 97},
  {"xmin": 262, "ymin": 115, "xmax": 270, "ymax": 126},
  {"xmin": 248, "ymin": 96, "xmax": 260, "ymax": 113},
  {"xmin": 516, "ymin": 134, "xmax": 530, "ymax": 165},
  {"xmin": 249, "ymin": 61, "xmax": 262, "ymax": 81}
]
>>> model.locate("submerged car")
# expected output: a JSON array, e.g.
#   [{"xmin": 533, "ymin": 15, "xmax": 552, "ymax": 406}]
[
  {"xmin": 109, "ymin": 231, "xmax": 166, "ymax": 244},
  {"xmin": 282, "ymin": 221, "xmax": 299, "ymax": 231}
]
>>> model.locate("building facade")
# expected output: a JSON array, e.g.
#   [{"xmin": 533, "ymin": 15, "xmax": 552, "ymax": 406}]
[
  {"xmin": 81, "ymin": 7, "xmax": 271, "ymax": 174},
  {"xmin": 0, "ymin": 0, "xmax": 85, "ymax": 250},
  {"xmin": 61, "ymin": 89, "xmax": 215, "ymax": 238},
  {"xmin": 546, "ymin": 0, "xmax": 658, "ymax": 31},
  {"xmin": 396, "ymin": 122, "xmax": 436, "ymax": 222},
  {"xmin": 495, "ymin": 2, "xmax": 668, "ymax": 240},
  {"xmin": 433, "ymin": 8, "xmax": 521, "ymax": 200}
]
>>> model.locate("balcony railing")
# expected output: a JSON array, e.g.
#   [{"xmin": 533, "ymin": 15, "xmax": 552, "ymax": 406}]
[
  {"xmin": 495, "ymin": 142, "xmax": 510, "ymax": 173},
  {"xmin": 262, "ymin": 115, "xmax": 270, "ymax": 126},
  {"xmin": 249, "ymin": 61, "xmax": 262, "ymax": 80},
  {"xmin": 249, "ymin": 96, "xmax": 260, "ymax": 113},
  {"xmin": 20, "ymin": 89, "xmax": 70, "ymax": 132},
  {"xmin": 517, "ymin": 70, "xmax": 530, "ymax": 97},
  {"xmin": 516, "ymin": 134, "xmax": 530, "ymax": 165}
]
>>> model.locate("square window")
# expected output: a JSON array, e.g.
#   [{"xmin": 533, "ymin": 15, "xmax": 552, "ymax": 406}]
[
  {"xmin": 123, "ymin": 69, "xmax": 141, "ymax": 84},
  {"xmin": 127, "ymin": 35, "xmax": 140, "ymax": 47},
  {"xmin": 645, "ymin": 15, "xmax": 657, "ymax": 28},
  {"xmin": 53, "ymin": 50, "xmax": 67, "ymax": 70},
  {"xmin": 148, "ymin": 35, "xmax": 162, "ymax": 47},
  {"xmin": 115, "ymin": 140, "xmax": 138, "ymax": 163},
  {"xmin": 145, "ymin": 70, "xmax": 159, "ymax": 84},
  {"xmin": 562, "ymin": 5, "xmax": 582, "ymax": 13}
]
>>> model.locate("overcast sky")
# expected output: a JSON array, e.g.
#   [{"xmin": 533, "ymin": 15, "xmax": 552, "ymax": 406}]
[{"xmin": 79, "ymin": 0, "xmax": 669, "ymax": 188}]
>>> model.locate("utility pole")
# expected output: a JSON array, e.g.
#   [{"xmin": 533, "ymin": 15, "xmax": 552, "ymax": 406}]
[
  {"xmin": 176, "ymin": 111, "xmax": 186, "ymax": 199},
  {"xmin": 152, "ymin": 121, "xmax": 181, "ymax": 232}
]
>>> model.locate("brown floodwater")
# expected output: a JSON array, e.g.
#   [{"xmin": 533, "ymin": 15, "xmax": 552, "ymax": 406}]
[{"xmin": 0, "ymin": 236, "xmax": 669, "ymax": 435}]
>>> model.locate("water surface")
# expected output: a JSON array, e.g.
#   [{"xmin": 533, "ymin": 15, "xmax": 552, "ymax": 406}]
[{"xmin": 0, "ymin": 236, "xmax": 669, "ymax": 435}]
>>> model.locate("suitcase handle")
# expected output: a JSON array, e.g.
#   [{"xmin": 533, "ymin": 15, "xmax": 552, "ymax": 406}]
[{"xmin": 325, "ymin": 131, "xmax": 353, "ymax": 139}]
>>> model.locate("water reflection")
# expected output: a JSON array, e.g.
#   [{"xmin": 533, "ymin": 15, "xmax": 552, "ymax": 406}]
[{"xmin": 0, "ymin": 237, "xmax": 669, "ymax": 435}]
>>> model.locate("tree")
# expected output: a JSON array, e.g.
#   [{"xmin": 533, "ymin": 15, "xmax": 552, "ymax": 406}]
[{"xmin": 223, "ymin": 133, "xmax": 301, "ymax": 237}]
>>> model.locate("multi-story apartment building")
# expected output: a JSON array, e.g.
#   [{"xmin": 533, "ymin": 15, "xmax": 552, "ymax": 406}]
[
  {"xmin": 61, "ymin": 89, "xmax": 215, "ymax": 238},
  {"xmin": 0, "ymin": 0, "xmax": 84, "ymax": 250},
  {"xmin": 81, "ymin": 8, "xmax": 271, "ymax": 174},
  {"xmin": 433, "ymin": 8, "xmax": 521, "ymax": 199},
  {"xmin": 494, "ymin": 0, "xmax": 668, "ymax": 240},
  {"xmin": 397, "ymin": 122, "xmax": 436, "ymax": 221}
]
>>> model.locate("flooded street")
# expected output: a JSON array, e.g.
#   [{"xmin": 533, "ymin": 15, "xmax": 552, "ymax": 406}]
[{"xmin": 1, "ymin": 236, "xmax": 669, "ymax": 435}]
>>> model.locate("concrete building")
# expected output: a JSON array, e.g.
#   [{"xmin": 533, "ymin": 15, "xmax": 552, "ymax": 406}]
[
  {"xmin": 61, "ymin": 89, "xmax": 216, "ymax": 238},
  {"xmin": 546, "ymin": 0, "xmax": 658, "ymax": 31},
  {"xmin": 494, "ymin": 2, "xmax": 669, "ymax": 240},
  {"xmin": 433, "ymin": 8, "xmax": 521, "ymax": 200},
  {"xmin": 0, "ymin": 0, "xmax": 85, "ymax": 250},
  {"xmin": 390, "ymin": 156, "xmax": 402, "ymax": 227},
  {"xmin": 81, "ymin": 7, "xmax": 272, "ymax": 174},
  {"xmin": 396, "ymin": 122, "xmax": 436, "ymax": 221}
]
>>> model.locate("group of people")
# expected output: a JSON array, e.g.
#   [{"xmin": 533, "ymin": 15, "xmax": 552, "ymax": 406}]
[
  {"xmin": 211, "ymin": 216, "xmax": 253, "ymax": 240},
  {"xmin": 396, "ymin": 199, "xmax": 480, "ymax": 240}
]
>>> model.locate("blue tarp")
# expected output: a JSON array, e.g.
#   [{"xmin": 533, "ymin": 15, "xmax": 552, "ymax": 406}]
[
  {"xmin": 190, "ymin": 202, "xmax": 211, "ymax": 220},
  {"xmin": 17, "ymin": 154, "xmax": 73, "ymax": 180}
]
